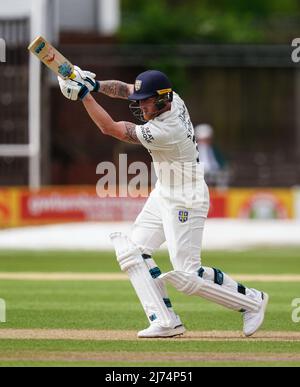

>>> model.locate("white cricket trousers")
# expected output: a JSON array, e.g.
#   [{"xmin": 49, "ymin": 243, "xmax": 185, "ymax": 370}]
[{"xmin": 131, "ymin": 189, "xmax": 209, "ymax": 273}]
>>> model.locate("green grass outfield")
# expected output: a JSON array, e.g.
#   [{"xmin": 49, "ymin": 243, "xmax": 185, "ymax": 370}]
[{"xmin": 0, "ymin": 248, "xmax": 299, "ymax": 367}]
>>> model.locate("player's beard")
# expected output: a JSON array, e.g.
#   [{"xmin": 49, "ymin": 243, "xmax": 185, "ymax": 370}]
[
  {"xmin": 142, "ymin": 112, "xmax": 153, "ymax": 121},
  {"xmin": 141, "ymin": 106, "xmax": 161, "ymax": 121},
  {"xmin": 129, "ymin": 100, "xmax": 165, "ymax": 123}
]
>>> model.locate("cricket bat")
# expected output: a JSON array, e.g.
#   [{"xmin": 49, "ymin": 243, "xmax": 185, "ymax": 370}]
[{"xmin": 28, "ymin": 36, "xmax": 76, "ymax": 80}]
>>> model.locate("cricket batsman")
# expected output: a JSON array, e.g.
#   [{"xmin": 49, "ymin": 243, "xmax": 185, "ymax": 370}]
[{"xmin": 58, "ymin": 67, "xmax": 269, "ymax": 338}]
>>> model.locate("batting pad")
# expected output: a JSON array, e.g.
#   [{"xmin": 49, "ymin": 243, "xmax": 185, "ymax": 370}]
[
  {"xmin": 160, "ymin": 271, "xmax": 260, "ymax": 313},
  {"xmin": 110, "ymin": 232, "xmax": 174, "ymax": 327}
]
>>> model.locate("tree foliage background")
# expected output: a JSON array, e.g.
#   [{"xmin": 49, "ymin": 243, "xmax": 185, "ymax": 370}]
[{"xmin": 120, "ymin": 0, "xmax": 300, "ymax": 44}]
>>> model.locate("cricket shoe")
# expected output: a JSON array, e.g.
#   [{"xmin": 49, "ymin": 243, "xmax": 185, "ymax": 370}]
[
  {"xmin": 243, "ymin": 291, "xmax": 269, "ymax": 337},
  {"xmin": 138, "ymin": 317, "xmax": 185, "ymax": 338}
]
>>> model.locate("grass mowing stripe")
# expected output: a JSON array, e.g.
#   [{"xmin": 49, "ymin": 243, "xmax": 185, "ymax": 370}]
[
  {"xmin": 0, "ymin": 280, "xmax": 297, "ymax": 331},
  {"xmin": 0, "ymin": 339, "xmax": 299, "ymax": 353},
  {"xmin": 1, "ymin": 329, "xmax": 300, "ymax": 341},
  {"xmin": 0, "ymin": 361, "xmax": 299, "ymax": 367},
  {"xmin": 0, "ymin": 273, "xmax": 299, "ymax": 282},
  {"xmin": 0, "ymin": 351, "xmax": 299, "ymax": 363},
  {"xmin": 0, "ymin": 249, "xmax": 299, "ymax": 274}
]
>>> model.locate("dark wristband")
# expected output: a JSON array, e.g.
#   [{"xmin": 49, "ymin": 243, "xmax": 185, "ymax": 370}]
[
  {"xmin": 78, "ymin": 85, "xmax": 90, "ymax": 100},
  {"xmin": 94, "ymin": 80, "xmax": 100, "ymax": 93}
]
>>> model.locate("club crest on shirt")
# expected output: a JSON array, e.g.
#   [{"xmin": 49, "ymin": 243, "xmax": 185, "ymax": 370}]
[
  {"xmin": 178, "ymin": 210, "xmax": 189, "ymax": 223},
  {"xmin": 135, "ymin": 80, "xmax": 142, "ymax": 91}
]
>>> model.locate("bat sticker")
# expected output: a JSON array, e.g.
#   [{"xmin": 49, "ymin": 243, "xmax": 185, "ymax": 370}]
[
  {"xmin": 58, "ymin": 63, "xmax": 73, "ymax": 77},
  {"xmin": 43, "ymin": 48, "xmax": 55, "ymax": 64},
  {"xmin": 35, "ymin": 42, "xmax": 46, "ymax": 54}
]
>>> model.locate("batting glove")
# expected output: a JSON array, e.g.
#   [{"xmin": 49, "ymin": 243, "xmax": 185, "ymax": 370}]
[
  {"xmin": 58, "ymin": 77, "xmax": 90, "ymax": 101},
  {"xmin": 73, "ymin": 65, "xmax": 100, "ymax": 93}
]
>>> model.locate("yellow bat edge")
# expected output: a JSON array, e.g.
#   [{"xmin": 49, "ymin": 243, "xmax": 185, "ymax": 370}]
[{"xmin": 28, "ymin": 36, "xmax": 76, "ymax": 80}]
